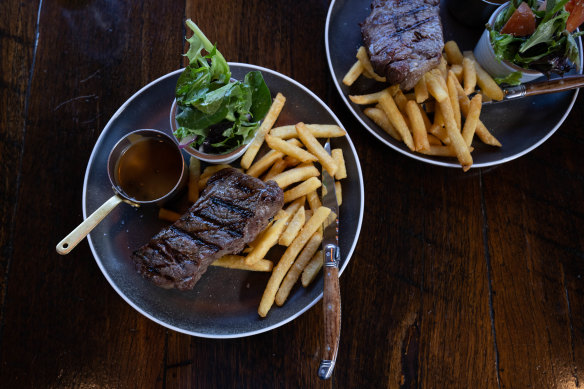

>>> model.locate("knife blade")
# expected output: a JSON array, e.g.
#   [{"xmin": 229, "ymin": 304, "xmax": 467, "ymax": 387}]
[{"xmin": 317, "ymin": 140, "xmax": 341, "ymax": 380}]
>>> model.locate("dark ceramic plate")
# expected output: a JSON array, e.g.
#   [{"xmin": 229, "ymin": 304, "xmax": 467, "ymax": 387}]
[
  {"xmin": 325, "ymin": 0, "xmax": 582, "ymax": 168},
  {"xmin": 83, "ymin": 64, "xmax": 364, "ymax": 338}
]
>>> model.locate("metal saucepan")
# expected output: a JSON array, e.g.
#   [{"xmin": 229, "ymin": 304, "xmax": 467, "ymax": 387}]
[{"xmin": 56, "ymin": 129, "xmax": 187, "ymax": 255}]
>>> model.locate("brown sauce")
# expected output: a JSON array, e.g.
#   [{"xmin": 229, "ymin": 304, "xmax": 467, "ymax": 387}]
[{"xmin": 115, "ymin": 137, "xmax": 182, "ymax": 202}]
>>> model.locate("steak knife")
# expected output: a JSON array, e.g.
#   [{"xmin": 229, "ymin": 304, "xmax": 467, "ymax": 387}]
[
  {"xmin": 481, "ymin": 74, "xmax": 584, "ymax": 104},
  {"xmin": 317, "ymin": 140, "xmax": 341, "ymax": 380}
]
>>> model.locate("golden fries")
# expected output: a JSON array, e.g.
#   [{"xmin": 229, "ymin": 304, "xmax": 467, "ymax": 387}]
[
  {"xmin": 296, "ymin": 123, "xmax": 338, "ymax": 177},
  {"xmin": 405, "ymin": 100, "xmax": 430, "ymax": 152},
  {"xmin": 271, "ymin": 164, "xmax": 320, "ymax": 188},
  {"xmin": 462, "ymin": 57, "xmax": 477, "ymax": 95},
  {"xmin": 246, "ymin": 149, "xmax": 284, "ymax": 178},
  {"xmin": 275, "ymin": 228, "xmax": 323, "ymax": 306},
  {"xmin": 306, "ymin": 190, "xmax": 321, "ymax": 211},
  {"xmin": 212, "ymin": 255, "xmax": 273, "ymax": 272},
  {"xmin": 343, "ymin": 60, "xmax": 364, "ymax": 86},
  {"xmin": 464, "ymin": 52, "xmax": 504, "ymax": 101},
  {"xmin": 344, "ymin": 39, "xmax": 504, "ymax": 171},
  {"xmin": 331, "ymin": 149, "xmax": 347, "ymax": 180},
  {"xmin": 301, "ymin": 250, "xmax": 323, "ymax": 287},
  {"xmin": 241, "ymin": 92, "xmax": 286, "ymax": 169},
  {"xmin": 356, "ymin": 46, "xmax": 386, "ymax": 82},
  {"xmin": 283, "ymin": 176, "xmax": 322, "ymax": 203},
  {"xmin": 335, "ymin": 181, "xmax": 342, "ymax": 206},
  {"xmin": 363, "ymin": 107, "xmax": 402, "ymax": 141},
  {"xmin": 447, "ymin": 71, "xmax": 462, "ymax": 129},
  {"xmin": 349, "ymin": 90, "xmax": 385, "ymax": 105},
  {"xmin": 278, "ymin": 206, "xmax": 305, "ymax": 246},
  {"xmin": 462, "ymin": 93, "xmax": 482, "ymax": 146},
  {"xmin": 265, "ymin": 134, "xmax": 318, "ymax": 163},
  {"xmin": 444, "ymin": 40, "xmax": 464, "ymax": 65},
  {"xmin": 244, "ymin": 211, "xmax": 290, "ymax": 266},
  {"xmin": 270, "ymin": 124, "xmax": 345, "ymax": 140},
  {"xmin": 258, "ymin": 206, "xmax": 331, "ymax": 317},
  {"xmin": 414, "ymin": 77, "xmax": 429, "ymax": 103},
  {"xmin": 378, "ymin": 90, "xmax": 415, "ymax": 150},
  {"xmin": 439, "ymin": 98, "xmax": 472, "ymax": 171}
]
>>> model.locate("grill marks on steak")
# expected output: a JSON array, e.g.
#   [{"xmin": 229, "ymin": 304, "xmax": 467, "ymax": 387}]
[
  {"xmin": 132, "ymin": 168, "xmax": 284, "ymax": 290},
  {"xmin": 361, "ymin": 0, "xmax": 444, "ymax": 90}
]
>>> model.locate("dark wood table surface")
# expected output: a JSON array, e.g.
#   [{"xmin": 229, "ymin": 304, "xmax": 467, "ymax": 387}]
[{"xmin": 1, "ymin": 0, "xmax": 583, "ymax": 387}]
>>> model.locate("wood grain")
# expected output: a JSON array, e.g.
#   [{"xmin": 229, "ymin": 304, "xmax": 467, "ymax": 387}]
[{"xmin": 0, "ymin": 0, "xmax": 582, "ymax": 387}]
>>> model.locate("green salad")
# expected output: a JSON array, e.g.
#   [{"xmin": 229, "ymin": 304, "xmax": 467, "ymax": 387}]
[
  {"xmin": 174, "ymin": 20, "xmax": 272, "ymax": 153},
  {"xmin": 489, "ymin": 0, "xmax": 583, "ymax": 82}
]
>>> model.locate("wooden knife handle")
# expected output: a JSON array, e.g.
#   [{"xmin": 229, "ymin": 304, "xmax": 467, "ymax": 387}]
[
  {"xmin": 524, "ymin": 75, "xmax": 584, "ymax": 97},
  {"xmin": 318, "ymin": 265, "xmax": 341, "ymax": 380}
]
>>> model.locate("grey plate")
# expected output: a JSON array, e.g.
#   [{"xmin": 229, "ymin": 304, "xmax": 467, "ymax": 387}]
[
  {"xmin": 83, "ymin": 64, "xmax": 364, "ymax": 338},
  {"xmin": 325, "ymin": 0, "xmax": 582, "ymax": 168}
]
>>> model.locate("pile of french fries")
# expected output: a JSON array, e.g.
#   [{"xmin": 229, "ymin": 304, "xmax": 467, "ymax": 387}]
[
  {"xmin": 344, "ymin": 40, "xmax": 503, "ymax": 171},
  {"xmin": 159, "ymin": 92, "xmax": 349, "ymax": 318}
]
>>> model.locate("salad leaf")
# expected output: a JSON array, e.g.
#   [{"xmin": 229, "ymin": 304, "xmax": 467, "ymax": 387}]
[
  {"xmin": 520, "ymin": 10, "xmax": 569, "ymax": 52},
  {"xmin": 489, "ymin": 0, "xmax": 581, "ymax": 76},
  {"xmin": 494, "ymin": 71, "xmax": 523, "ymax": 85},
  {"xmin": 174, "ymin": 20, "xmax": 272, "ymax": 153}
]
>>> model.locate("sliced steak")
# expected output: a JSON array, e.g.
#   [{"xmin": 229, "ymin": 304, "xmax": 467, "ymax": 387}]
[
  {"xmin": 361, "ymin": 0, "xmax": 444, "ymax": 90},
  {"xmin": 132, "ymin": 168, "xmax": 284, "ymax": 290}
]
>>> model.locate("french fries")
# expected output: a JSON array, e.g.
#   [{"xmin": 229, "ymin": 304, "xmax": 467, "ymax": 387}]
[
  {"xmin": 275, "ymin": 228, "xmax": 323, "ymax": 306},
  {"xmin": 212, "ymin": 255, "xmax": 273, "ymax": 272},
  {"xmin": 162, "ymin": 87, "xmax": 352, "ymax": 318},
  {"xmin": 301, "ymin": 250, "xmax": 323, "ymax": 287},
  {"xmin": 258, "ymin": 206, "xmax": 331, "ymax": 317},
  {"xmin": 356, "ymin": 46, "xmax": 386, "ymax": 82},
  {"xmin": 462, "ymin": 57, "xmax": 477, "ymax": 95},
  {"xmin": 363, "ymin": 107, "xmax": 402, "ymax": 141},
  {"xmin": 296, "ymin": 123, "xmax": 338, "ymax": 177},
  {"xmin": 241, "ymin": 92, "xmax": 286, "ymax": 169},
  {"xmin": 283, "ymin": 176, "xmax": 322, "ymax": 203},
  {"xmin": 244, "ymin": 210, "xmax": 291, "ymax": 266},
  {"xmin": 343, "ymin": 60, "xmax": 364, "ymax": 86},
  {"xmin": 378, "ymin": 90, "xmax": 415, "ymax": 150},
  {"xmin": 278, "ymin": 206, "xmax": 305, "ymax": 246},
  {"xmin": 444, "ymin": 40, "xmax": 464, "ymax": 65},
  {"xmin": 405, "ymin": 100, "xmax": 430, "ymax": 152},
  {"xmin": 270, "ymin": 124, "xmax": 346, "ymax": 140},
  {"xmin": 341, "ymin": 39, "xmax": 505, "ymax": 170},
  {"xmin": 271, "ymin": 164, "xmax": 320, "ymax": 189},
  {"xmin": 265, "ymin": 134, "xmax": 318, "ymax": 163},
  {"xmin": 331, "ymin": 149, "xmax": 347, "ymax": 180}
]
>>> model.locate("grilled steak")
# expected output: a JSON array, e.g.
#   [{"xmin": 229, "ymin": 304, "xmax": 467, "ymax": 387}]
[
  {"xmin": 132, "ymin": 168, "xmax": 284, "ymax": 290},
  {"xmin": 361, "ymin": 0, "xmax": 444, "ymax": 90}
]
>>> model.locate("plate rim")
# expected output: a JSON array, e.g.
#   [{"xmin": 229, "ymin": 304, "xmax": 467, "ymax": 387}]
[
  {"xmin": 324, "ymin": 0, "xmax": 581, "ymax": 169},
  {"xmin": 83, "ymin": 63, "xmax": 365, "ymax": 338}
]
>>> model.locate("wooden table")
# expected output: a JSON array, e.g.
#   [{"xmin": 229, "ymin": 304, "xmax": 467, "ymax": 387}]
[{"xmin": 1, "ymin": 0, "xmax": 583, "ymax": 387}]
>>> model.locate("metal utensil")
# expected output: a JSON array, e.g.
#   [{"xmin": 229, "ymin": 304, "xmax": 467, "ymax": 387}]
[
  {"xmin": 317, "ymin": 140, "xmax": 341, "ymax": 380},
  {"xmin": 481, "ymin": 74, "xmax": 584, "ymax": 104},
  {"xmin": 56, "ymin": 129, "xmax": 187, "ymax": 255}
]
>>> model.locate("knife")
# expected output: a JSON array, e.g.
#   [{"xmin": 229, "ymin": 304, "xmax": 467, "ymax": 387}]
[
  {"xmin": 480, "ymin": 74, "xmax": 584, "ymax": 105},
  {"xmin": 317, "ymin": 140, "xmax": 341, "ymax": 380}
]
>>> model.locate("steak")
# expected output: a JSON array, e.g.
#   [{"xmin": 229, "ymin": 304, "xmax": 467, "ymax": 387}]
[
  {"xmin": 132, "ymin": 168, "xmax": 284, "ymax": 290},
  {"xmin": 361, "ymin": 0, "xmax": 444, "ymax": 90}
]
